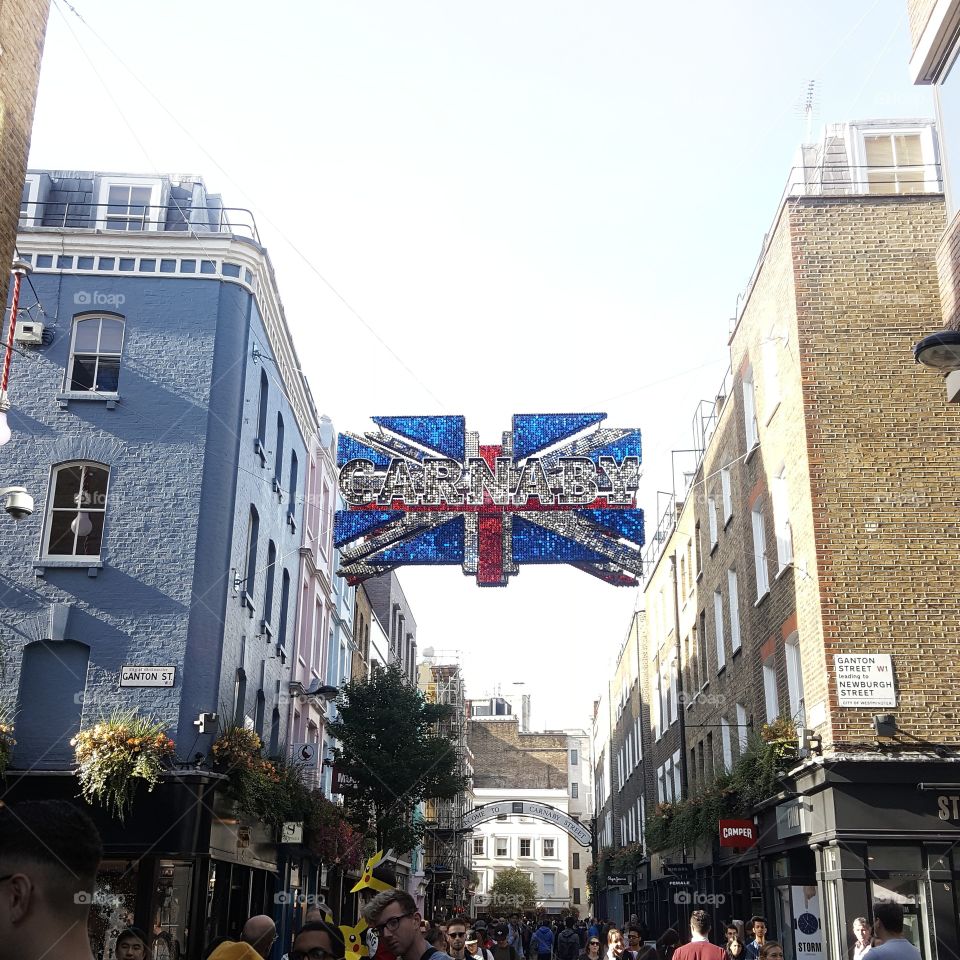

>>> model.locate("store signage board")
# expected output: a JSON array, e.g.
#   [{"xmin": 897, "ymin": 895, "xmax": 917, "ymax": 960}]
[
  {"xmin": 834, "ymin": 654, "xmax": 897, "ymax": 708},
  {"xmin": 606, "ymin": 875, "xmax": 629, "ymax": 886},
  {"xmin": 335, "ymin": 414, "xmax": 644, "ymax": 587},
  {"xmin": 719, "ymin": 819, "xmax": 757, "ymax": 847},
  {"xmin": 119, "ymin": 666, "xmax": 175, "ymax": 687}
]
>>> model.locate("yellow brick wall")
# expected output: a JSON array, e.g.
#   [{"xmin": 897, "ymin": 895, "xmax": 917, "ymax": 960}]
[
  {"xmin": 0, "ymin": 0, "xmax": 50, "ymax": 307},
  {"xmin": 789, "ymin": 194, "xmax": 959, "ymax": 749},
  {"xmin": 908, "ymin": 0, "xmax": 939, "ymax": 52}
]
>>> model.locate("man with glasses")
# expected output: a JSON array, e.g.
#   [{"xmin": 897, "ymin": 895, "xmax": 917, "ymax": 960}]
[
  {"xmin": 0, "ymin": 799, "xmax": 103, "ymax": 960},
  {"xmin": 289, "ymin": 919, "xmax": 347, "ymax": 960},
  {"xmin": 364, "ymin": 889, "xmax": 453, "ymax": 960}
]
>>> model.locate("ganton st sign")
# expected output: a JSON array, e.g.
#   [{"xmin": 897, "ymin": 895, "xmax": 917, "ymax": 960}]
[
  {"xmin": 461, "ymin": 800, "xmax": 592, "ymax": 847},
  {"xmin": 334, "ymin": 413, "xmax": 644, "ymax": 587}
]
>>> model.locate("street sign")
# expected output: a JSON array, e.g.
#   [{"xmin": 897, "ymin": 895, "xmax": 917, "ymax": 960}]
[
  {"xmin": 332, "ymin": 765, "xmax": 357, "ymax": 795},
  {"xmin": 662, "ymin": 862, "xmax": 693, "ymax": 882},
  {"xmin": 293, "ymin": 742, "xmax": 319, "ymax": 766},
  {"xmin": 120, "ymin": 665, "xmax": 175, "ymax": 687},
  {"xmin": 281, "ymin": 822, "xmax": 303, "ymax": 844},
  {"xmin": 834, "ymin": 654, "xmax": 896, "ymax": 707}
]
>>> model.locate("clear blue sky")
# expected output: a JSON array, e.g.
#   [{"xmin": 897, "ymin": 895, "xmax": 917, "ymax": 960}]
[{"xmin": 27, "ymin": 0, "xmax": 933, "ymax": 731}]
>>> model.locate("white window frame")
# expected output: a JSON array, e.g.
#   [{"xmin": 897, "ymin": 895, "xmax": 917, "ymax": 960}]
[
  {"xmin": 669, "ymin": 659, "xmax": 678, "ymax": 723},
  {"xmin": 571, "ymin": 781, "xmax": 578, "ymax": 799},
  {"xmin": 763, "ymin": 659, "xmax": 780, "ymax": 723},
  {"xmin": 851, "ymin": 124, "xmax": 939, "ymax": 194},
  {"xmin": 542, "ymin": 837, "xmax": 556, "ymax": 859},
  {"xmin": 657, "ymin": 766, "xmax": 666, "ymax": 803},
  {"xmin": 736, "ymin": 702, "xmax": 749, "ymax": 752},
  {"xmin": 728, "ymin": 569, "xmax": 741, "ymax": 652},
  {"xmin": 96, "ymin": 177, "xmax": 164, "ymax": 231},
  {"xmin": 570, "ymin": 747, "xmax": 578, "ymax": 765},
  {"xmin": 19, "ymin": 174, "xmax": 43, "ymax": 226},
  {"xmin": 494, "ymin": 836, "xmax": 509, "ymax": 858},
  {"xmin": 721, "ymin": 468, "xmax": 733, "ymax": 523},
  {"xmin": 473, "ymin": 836, "xmax": 486, "ymax": 858},
  {"xmin": 785, "ymin": 631, "xmax": 805, "ymax": 724},
  {"xmin": 714, "ymin": 589, "xmax": 726, "ymax": 671},
  {"xmin": 708, "ymin": 497, "xmax": 719, "ymax": 548},
  {"xmin": 742, "ymin": 366, "xmax": 759, "ymax": 450},
  {"xmin": 772, "ymin": 466, "xmax": 794, "ymax": 571},
  {"xmin": 672, "ymin": 748, "xmax": 682, "ymax": 799},
  {"xmin": 66, "ymin": 314, "xmax": 125, "ymax": 396},
  {"xmin": 752, "ymin": 499, "xmax": 771, "ymax": 600},
  {"xmin": 518, "ymin": 837, "xmax": 532, "ymax": 858},
  {"xmin": 721, "ymin": 717, "xmax": 733, "ymax": 771},
  {"xmin": 542, "ymin": 872, "xmax": 556, "ymax": 897},
  {"xmin": 42, "ymin": 461, "xmax": 111, "ymax": 560}
]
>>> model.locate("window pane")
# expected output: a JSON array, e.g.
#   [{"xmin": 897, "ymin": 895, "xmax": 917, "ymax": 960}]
[
  {"xmin": 75, "ymin": 512, "xmax": 104, "ymax": 555},
  {"xmin": 70, "ymin": 356, "xmax": 97, "ymax": 391},
  {"xmin": 47, "ymin": 511, "xmax": 77, "ymax": 554},
  {"xmin": 53, "ymin": 465, "xmax": 85, "ymax": 508},
  {"xmin": 107, "ymin": 185, "xmax": 130, "ymax": 206},
  {"xmin": 868, "ymin": 171, "xmax": 894, "ymax": 194},
  {"xmin": 98, "ymin": 318, "xmax": 124, "ymax": 352},
  {"xmin": 74, "ymin": 319, "xmax": 100, "ymax": 352},
  {"xmin": 895, "ymin": 134, "xmax": 923, "ymax": 166},
  {"xmin": 898, "ymin": 170, "xmax": 926, "ymax": 193},
  {"xmin": 130, "ymin": 186, "xmax": 152, "ymax": 206},
  {"xmin": 81, "ymin": 467, "xmax": 110, "ymax": 510},
  {"xmin": 865, "ymin": 136, "xmax": 894, "ymax": 166},
  {"xmin": 96, "ymin": 359, "xmax": 120, "ymax": 392}
]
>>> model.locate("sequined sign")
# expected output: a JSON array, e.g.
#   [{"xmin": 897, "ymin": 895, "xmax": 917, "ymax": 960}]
[{"xmin": 334, "ymin": 414, "xmax": 644, "ymax": 587}]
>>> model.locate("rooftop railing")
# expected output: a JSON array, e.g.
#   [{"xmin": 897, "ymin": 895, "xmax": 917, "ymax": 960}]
[{"xmin": 18, "ymin": 201, "xmax": 260, "ymax": 242}]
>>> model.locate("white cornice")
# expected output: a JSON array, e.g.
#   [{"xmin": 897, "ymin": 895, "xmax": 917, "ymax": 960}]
[{"xmin": 16, "ymin": 227, "xmax": 319, "ymax": 443}]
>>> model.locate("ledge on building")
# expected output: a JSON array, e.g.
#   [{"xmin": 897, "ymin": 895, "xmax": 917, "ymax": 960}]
[
  {"xmin": 34, "ymin": 558, "xmax": 104, "ymax": 577},
  {"xmin": 56, "ymin": 391, "xmax": 119, "ymax": 410}
]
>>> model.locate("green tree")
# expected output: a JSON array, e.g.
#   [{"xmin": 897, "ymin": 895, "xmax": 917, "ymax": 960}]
[
  {"xmin": 327, "ymin": 663, "xmax": 467, "ymax": 853},
  {"xmin": 490, "ymin": 867, "xmax": 538, "ymax": 912}
]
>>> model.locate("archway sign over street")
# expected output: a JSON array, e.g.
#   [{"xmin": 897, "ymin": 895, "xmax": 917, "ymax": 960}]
[
  {"xmin": 461, "ymin": 800, "xmax": 592, "ymax": 848},
  {"xmin": 334, "ymin": 414, "xmax": 644, "ymax": 587}
]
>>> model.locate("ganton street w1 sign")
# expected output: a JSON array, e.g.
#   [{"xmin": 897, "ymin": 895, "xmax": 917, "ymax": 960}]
[{"xmin": 335, "ymin": 413, "xmax": 644, "ymax": 587}]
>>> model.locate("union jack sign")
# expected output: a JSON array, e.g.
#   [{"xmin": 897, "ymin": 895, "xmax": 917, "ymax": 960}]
[{"xmin": 334, "ymin": 414, "xmax": 644, "ymax": 587}]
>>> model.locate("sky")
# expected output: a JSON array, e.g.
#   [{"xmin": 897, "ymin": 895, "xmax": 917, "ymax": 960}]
[{"xmin": 25, "ymin": 0, "xmax": 934, "ymax": 732}]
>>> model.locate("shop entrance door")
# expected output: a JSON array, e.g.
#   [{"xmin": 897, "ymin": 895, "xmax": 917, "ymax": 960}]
[{"xmin": 870, "ymin": 876, "xmax": 933, "ymax": 959}]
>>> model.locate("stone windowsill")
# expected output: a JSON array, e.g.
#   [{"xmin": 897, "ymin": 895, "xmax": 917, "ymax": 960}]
[{"xmin": 57, "ymin": 391, "xmax": 119, "ymax": 410}]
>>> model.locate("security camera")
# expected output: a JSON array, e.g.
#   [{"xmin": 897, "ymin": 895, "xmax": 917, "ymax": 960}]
[{"xmin": 1, "ymin": 487, "xmax": 34, "ymax": 520}]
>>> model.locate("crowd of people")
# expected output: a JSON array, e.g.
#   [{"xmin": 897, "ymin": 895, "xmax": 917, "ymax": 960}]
[{"xmin": 0, "ymin": 799, "xmax": 924, "ymax": 960}]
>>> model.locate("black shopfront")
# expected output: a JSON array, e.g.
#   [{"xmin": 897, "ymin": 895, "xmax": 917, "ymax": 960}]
[
  {"xmin": 756, "ymin": 757, "xmax": 960, "ymax": 960},
  {"xmin": 4, "ymin": 770, "xmax": 298, "ymax": 960}
]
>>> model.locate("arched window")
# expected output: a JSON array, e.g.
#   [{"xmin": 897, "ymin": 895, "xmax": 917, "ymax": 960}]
[
  {"xmin": 277, "ymin": 568, "xmax": 291, "ymax": 648},
  {"xmin": 244, "ymin": 506, "xmax": 259, "ymax": 603},
  {"xmin": 274, "ymin": 413, "xmax": 285, "ymax": 484},
  {"xmin": 256, "ymin": 369, "xmax": 269, "ymax": 444},
  {"xmin": 233, "ymin": 668, "xmax": 247, "ymax": 726},
  {"xmin": 44, "ymin": 462, "xmax": 110, "ymax": 557},
  {"xmin": 288, "ymin": 450, "xmax": 299, "ymax": 518},
  {"xmin": 68, "ymin": 315, "xmax": 124, "ymax": 393},
  {"xmin": 264, "ymin": 540, "xmax": 277, "ymax": 626}
]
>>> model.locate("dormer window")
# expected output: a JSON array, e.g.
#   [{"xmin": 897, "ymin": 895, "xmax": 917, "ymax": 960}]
[{"xmin": 96, "ymin": 178, "xmax": 163, "ymax": 231}]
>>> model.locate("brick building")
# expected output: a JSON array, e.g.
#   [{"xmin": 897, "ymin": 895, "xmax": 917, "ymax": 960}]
[
  {"xmin": 0, "ymin": 0, "xmax": 49, "ymax": 308},
  {"xmin": 623, "ymin": 121, "xmax": 960, "ymax": 957},
  {"xmin": 0, "ymin": 170, "xmax": 338, "ymax": 958}
]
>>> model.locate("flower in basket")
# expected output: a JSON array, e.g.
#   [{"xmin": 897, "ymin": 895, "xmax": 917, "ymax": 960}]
[{"xmin": 71, "ymin": 710, "xmax": 175, "ymax": 821}]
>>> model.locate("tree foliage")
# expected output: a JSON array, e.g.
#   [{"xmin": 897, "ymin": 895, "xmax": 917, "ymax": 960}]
[
  {"xmin": 327, "ymin": 663, "xmax": 468, "ymax": 853},
  {"xmin": 490, "ymin": 867, "xmax": 538, "ymax": 911}
]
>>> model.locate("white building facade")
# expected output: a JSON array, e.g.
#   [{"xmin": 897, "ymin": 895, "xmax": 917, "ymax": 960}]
[
  {"xmin": 472, "ymin": 786, "xmax": 572, "ymax": 915},
  {"xmin": 566, "ymin": 730, "xmax": 593, "ymax": 914}
]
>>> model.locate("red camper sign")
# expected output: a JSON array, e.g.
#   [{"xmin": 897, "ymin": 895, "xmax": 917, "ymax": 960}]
[{"xmin": 719, "ymin": 819, "xmax": 757, "ymax": 847}]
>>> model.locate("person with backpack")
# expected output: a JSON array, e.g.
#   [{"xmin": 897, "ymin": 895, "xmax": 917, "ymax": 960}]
[
  {"xmin": 557, "ymin": 918, "xmax": 581, "ymax": 960},
  {"xmin": 531, "ymin": 921, "xmax": 554, "ymax": 960}
]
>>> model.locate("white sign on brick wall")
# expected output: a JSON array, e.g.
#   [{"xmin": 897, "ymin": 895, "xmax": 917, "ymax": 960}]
[
  {"xmin": 120, "ymin": 665, "xmax": 175, "ymax": 687},
  {"xmin": 834, "ymin": 654, "xmax": 896, "ymax": 708}
]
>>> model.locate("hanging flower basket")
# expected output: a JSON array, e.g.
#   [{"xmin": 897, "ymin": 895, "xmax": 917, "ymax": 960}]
[
  {"xmin": 71, "ymin": 710, "xmax": 175, "ymax": 821},
  {"xmin": 210, "ymin": 725, "xmax": 284, "ymax": 825}
]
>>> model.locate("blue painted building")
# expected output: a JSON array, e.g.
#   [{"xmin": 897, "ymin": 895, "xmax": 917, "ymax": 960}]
[{"xmin": 1, "ymin": 171, "xmax": 325, "ymax": 958}]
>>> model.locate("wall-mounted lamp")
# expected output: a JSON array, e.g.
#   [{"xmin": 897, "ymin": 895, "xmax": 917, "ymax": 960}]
[{"xmin": 914, "ymin": 330, "xmax": 960, "ymax": 402}]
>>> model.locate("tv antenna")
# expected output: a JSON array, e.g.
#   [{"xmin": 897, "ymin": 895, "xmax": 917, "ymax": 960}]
[{"xmin": 795, "ymin": 79, "xmax": 819, "ymax": 143}]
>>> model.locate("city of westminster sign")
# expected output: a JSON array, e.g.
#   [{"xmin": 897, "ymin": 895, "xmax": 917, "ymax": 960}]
[{"xmin": 334, "ymin": 414, "xmax": 644, "ymax": 587}]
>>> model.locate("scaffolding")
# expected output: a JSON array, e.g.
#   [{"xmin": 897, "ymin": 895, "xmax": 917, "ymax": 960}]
[{"xmin": 418, "ymin": 661, "xmax": 475, "ymax": 918}]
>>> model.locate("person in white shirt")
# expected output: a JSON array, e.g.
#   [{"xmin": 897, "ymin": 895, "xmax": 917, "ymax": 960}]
[
  {"xmin": 865, "ymin": 903, "xmax": 920, "ymax": 960},
  {"xmin": 851, "ymin": 917, "xmax": 873, "ymax": 960}
]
